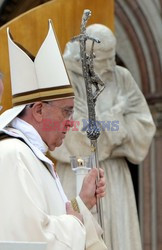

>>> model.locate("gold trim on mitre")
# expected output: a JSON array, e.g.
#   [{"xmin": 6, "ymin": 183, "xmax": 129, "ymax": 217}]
[{"xmin": 12, "ymin": 85, "xmax": 74, "ymax": 106}]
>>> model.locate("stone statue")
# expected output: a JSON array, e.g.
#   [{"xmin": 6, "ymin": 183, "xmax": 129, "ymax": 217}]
[{"xmin": 50, "ymin": 24, "xmax": 156, "ymax": 250}]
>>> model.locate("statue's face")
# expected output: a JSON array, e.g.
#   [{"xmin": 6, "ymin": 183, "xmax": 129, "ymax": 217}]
[{"xmin": 93, "ymin": 47, "xmax": 116, "ymax": 73}]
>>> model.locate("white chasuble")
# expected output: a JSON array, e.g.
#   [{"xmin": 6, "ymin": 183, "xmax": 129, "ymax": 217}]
[{"xmin": 0, "ymin": 123, "xmax": 107, "ymax": 250}]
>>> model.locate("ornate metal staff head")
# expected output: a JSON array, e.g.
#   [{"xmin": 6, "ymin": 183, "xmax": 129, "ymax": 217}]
[{"xmin": 71, "ymin": 9, "xmax": 105, "ymax": 141}]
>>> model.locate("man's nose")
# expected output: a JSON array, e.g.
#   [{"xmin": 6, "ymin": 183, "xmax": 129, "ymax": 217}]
[
  {"xmin": 67, "ymin": 114, "xmax": 74, "ymax": 126},
  {"xmin": 70, "ymin": 115, "xmax": 74, "ymax": 125},
  {"xmin": 65, "ymin": 118, "xmax": 74, "ymax": 128}
]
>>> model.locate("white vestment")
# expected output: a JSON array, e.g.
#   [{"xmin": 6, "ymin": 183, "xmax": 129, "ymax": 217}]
[
  {"xmin": 0, "ymin": 119, "xmax": 107, "ymax": 250},
  {"xmin": 51, "ymin": 59, "xmax": 156, "ymax": 249}
]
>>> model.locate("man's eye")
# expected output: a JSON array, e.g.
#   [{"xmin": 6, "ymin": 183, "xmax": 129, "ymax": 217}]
[
  {"xmin": 67, "ymin": 109, "xmax": 73, "ymax": 114},
  {"xmin": 63, "ymin": 108, "xmax": 73, "ymax": 115}
]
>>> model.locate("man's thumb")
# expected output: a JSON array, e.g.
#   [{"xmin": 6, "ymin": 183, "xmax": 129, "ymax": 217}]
[{"xmin": 66, "ymin": 202, "xmax": 73, "ymax": 214}]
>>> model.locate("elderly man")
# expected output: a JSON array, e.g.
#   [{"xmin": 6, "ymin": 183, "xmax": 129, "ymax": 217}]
[
  {"xmin": 0, "ymin": 21, "xmax": 107, "ymax": 250},
  {"xmin": 51, "ymin": 24, "xmax": 156, "ymax": 250}
]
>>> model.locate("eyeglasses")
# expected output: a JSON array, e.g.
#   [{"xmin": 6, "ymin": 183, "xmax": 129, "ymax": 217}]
[
  {"xmin": 26, "ymin": 101, "xmax": 74, "ymax": 120},
  {"xmin": 44, "ymin": 102, "xmax": 74, "ymax": 120}
]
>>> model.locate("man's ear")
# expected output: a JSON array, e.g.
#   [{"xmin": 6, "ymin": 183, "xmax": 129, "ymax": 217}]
[{"xmin": 31, "ymin": 102, "xmax": 44, "ymax": 122}]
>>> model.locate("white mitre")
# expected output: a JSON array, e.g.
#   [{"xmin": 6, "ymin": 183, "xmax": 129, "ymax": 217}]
[{"xmin": 0, "ymin": 19, "xmax": 74, "ymax": 129}]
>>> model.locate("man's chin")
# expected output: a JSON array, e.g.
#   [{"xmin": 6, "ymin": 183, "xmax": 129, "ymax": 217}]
[
  {"xmin": 49, "ymin": 138, "xmax": 64, "ymax": 151},
  {"xmin": 49, "ymin": 145, "xmax": 56, "ymax": 151},
  {"xmin": 55, "ymin": 139, "xmax": 64, "ymax": 149}
]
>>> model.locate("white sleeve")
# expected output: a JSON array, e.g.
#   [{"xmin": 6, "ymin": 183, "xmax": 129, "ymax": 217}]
[{"xmin": 76, "ymin": 196, "xmax": 107, "ymax": 250}]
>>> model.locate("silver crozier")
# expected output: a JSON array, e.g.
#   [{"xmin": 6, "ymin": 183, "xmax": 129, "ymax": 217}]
[{"xmin": 71, "ymin": 9, "xmax": 105, "ymax": 239}]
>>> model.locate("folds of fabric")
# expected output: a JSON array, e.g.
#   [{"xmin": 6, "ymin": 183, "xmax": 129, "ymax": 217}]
[{"xmin": 0, "ymin": 138, "xmax": 86, "ymax": 250}]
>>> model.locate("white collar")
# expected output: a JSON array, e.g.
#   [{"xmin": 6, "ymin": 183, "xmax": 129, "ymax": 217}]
[{"xmin": 11, "ymin": 117, "xmax": 48, "ymax": 154}]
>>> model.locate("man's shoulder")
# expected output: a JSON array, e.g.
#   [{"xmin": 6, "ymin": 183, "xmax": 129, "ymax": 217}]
[
  {"xmin": 0, "ymin": 136, "xmax": 42, "ymax": 169},
  {"xmin": 0, "ymin": 136, "xmax": 32, "ymax": 155}
]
